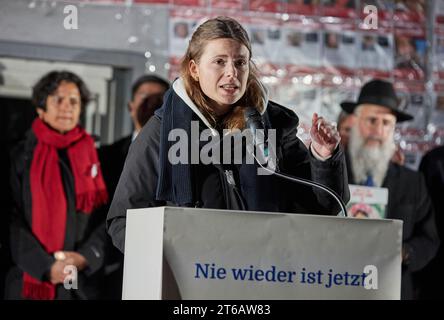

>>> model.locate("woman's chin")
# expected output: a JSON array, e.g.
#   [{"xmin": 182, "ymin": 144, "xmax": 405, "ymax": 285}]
[
  {"xmin": 54, "ymin": 125, "xmax": 74, "ymax": 134},
  {"xmin": 218, "ymin": 96, "xmax": 241, "ymax": 107}
]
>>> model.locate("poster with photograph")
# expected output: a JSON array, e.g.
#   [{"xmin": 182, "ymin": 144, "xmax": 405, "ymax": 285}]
[
  {"xmin": 393, "ymin": 81, "xmax": 430, "ymax": 171},
  {"xmin": 273, "ymin": 79, "xmax": 322, "ymax": 141},
  {"xmin": 134, "ymin": 0, "xmax": 169, "ymax": 3},
  {"xmin": 347, "ymin": 185, "xmax": 389, "ymax": 219},
  {"xmin": 433, "ymin": 84, "xmax": 444, "ymax": 116},
  {"xmin": 86, "ymin": 0, "xmax": 126, "ymax": 3},
  {"xmin": 318, "ymin": 79, "xmax": 359, "ymax": 123},
  {"xmin": 279, "ymin": 23, "xmax": 322, "ymax": 68},
  {"xmin": 394, "ymin": 125, "xmax": 432, "ymax": 170},
  {"xmin": 286, "ymin": 0, "xmax": 321, "ymax": 16},
  {"xmin": 358, "ymin": 31, "xmax": 394, "ymax": 75},
  {"xmin": 169, "ymin": 19, "xmax": 193, "ymax": 57},
  {"xmin": 435, "ymin": 0, "xmax": 444, "ymax": 26},
  {"xmin": 169, "ymin": 12, "xmax": 207, "ymax": 58},
  {"xmin": 433, "ymin": 32, "xmax": 444, "ymax": 81},
  {"xmin": 249, "ymin": 0, "xmax": 285, "ymax": 13},
  {"xmin": 435, "ymin": 93, "xmax": 444, "ymax": 114},
  {"xmin": 394, "ymin": 0, "xmax": 426, "ymax": 26},
  {"xmin": 247, "ymin": 18, "xmax": 283, "ymax": 66},
  {"xmin": 429, "ymin": 83, "xmax": 444, "ymax": 148},
  {"xmin": 210, "ymin": 0, "xmax": 243, "ymax": 10},
  {"xmin": 322, "ymin": 29, "xmax": 358, "ymax": 73},
  {"xmin": 394, "ymin": 29, "xmax": 426, "ymax": 80},
  {"xmin": 171, "ymin": 0, "xmax": 207, "ymax": 6},
  {"xmin": 394, "ymin": 81, "xmax": 427, "ymax": 129},
  {"xmin": 321, "ymin": 0, "xmax": 358, "ymax": 19}
]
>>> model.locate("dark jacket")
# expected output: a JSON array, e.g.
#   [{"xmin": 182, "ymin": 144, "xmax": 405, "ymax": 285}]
[
  {"xmin": 107, "ymin": 80, "xmax": 350, "ymax": 254},
  {"xmin": 419, "ymin": 146, "xmax": 444, "ymax": 242},
  {"xmin": 96, "ymin": 136, "xmax": 133, "ymax": 300},
  {"xmin": 417, "ymin": 145, "xmax": 444, "ymax": 299},
  {"xmin": 99, "ymin": 136, "xmax": 132, "ymax": 200},
  {"xmin": 346, "ymin": 152, "xmax": 440, "ymax": 300},
  {"xmin": 6, "ymin": 130, "xmax": 107, "ymax": 300}
]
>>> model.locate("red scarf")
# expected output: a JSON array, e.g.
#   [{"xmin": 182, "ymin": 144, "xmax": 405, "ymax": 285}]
[{"xmin": 22, "ymin": 118, "xmax": 108, "ymax": 300}]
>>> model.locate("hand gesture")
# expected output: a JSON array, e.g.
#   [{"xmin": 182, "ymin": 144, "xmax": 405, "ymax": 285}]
[{"xmin": 310, "ymin": 113, "xmax": 340, "ymax": 158}]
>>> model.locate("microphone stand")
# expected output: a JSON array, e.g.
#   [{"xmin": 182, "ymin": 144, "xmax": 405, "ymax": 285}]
[
  {"xmin": 250, "ymin": 151, "xmax": 348, "ymax": 217},
  {"xmin": 243, "ymin": 106, "xmax": 347, "ymax": 217}
]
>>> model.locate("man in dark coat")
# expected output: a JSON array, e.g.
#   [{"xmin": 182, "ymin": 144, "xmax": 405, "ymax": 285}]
[
  {"xmin": 98, "ymin": 74, "xmax": 169, "ymax": 299},
  {"xmin": 341, "ymin": 79, "xmax": 440, "ymax": 300},
  {"xmin": 417, "ymin": 145, "xmax": 444, "ymax": 299},
  {"xmin": 99, "ymin": 75, "xmax": 170, "ymax": 199}
]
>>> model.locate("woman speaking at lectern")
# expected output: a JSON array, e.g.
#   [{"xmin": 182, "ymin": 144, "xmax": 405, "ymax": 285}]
[{"xmin": 107, "ymin": 17, "xmax": 349, "ymax": 253}]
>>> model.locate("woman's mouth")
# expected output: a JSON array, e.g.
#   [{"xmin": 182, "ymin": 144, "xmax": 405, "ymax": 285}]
[
  {"xmin": 58, "ymin": 117, "xmax": 72, "ymax": 122},
  {"xmin": 219, "ymin": 84, "xmax": 239, "ymax": 94}
]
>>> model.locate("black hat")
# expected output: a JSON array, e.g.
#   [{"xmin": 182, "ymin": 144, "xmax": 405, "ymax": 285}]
[{"xmin": 340, "ymin": 79, "xmax": 413, "ymax": 122}]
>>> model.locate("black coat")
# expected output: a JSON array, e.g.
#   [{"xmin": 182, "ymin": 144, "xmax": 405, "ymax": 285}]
[
  {"xmin": 98, "ymin": 136, "xmax": 132, "ymax": 200},
  {"xmin": 107, "ymin": 86, "xmax": 350, "ymax": 254},
  {"xmin": 6, "ymin": 130, "xmax": 107, "ymax": 300},
  {"xmin": 96, "ymin": 136, "xmax": 133, "ymax": 300},
  {"xmin": 417, "ymin": 145, "xmax": 444, "ymax": 299},
  {"xmin": 346, "ymin": 152, "xmax": 440, "ymax": 300}
]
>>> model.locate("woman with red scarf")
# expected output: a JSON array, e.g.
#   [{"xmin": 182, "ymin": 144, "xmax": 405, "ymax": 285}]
[{"xmin": 5, "ymin": 71, "xmax": 108, "ymax": 300}]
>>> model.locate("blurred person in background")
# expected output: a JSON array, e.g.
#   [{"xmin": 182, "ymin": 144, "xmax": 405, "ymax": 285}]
[
  {"xmin": 99, "ymin": 75, "xmax": 169, "ymax": 199},
  {"xmin": 342, "ymin": 79, "xmax": 439, "ymax": 300},
  {"xmin": 337, "ymin": 110, "xmax": 356, "ymax": 148},
  {"xmin": 6, "ymin": 71, "xmax": 108, "ymax": 300},
  {"xmin": 417, "ymin": 145, "xmax": 444, "ymax": 299},
  {"xmin": 337, "ymin": 108, "xmax": 405, "ymax": 165},
  {"xmin": 98, "ymin": 83, "xmax": 166, "ymax": 300}
]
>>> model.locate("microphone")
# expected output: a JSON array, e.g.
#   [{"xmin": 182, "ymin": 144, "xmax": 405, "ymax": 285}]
[
  {"xmin": 243, "ymin": 107, "xmax": 348, "ymax": 217},
  {"xmin": 243, "ymin": 107, "xmax": 270, "ymax": 167}
]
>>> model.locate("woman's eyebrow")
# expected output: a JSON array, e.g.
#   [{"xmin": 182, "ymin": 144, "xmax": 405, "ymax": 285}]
[{"xmin": 211, "ymin": 54, "xmax": 248, "ymax": 59}]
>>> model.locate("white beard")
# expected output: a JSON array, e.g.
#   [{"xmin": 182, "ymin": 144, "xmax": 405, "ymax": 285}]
[{"xmin": 348, "ymin": 126, "xmax": 396, "ymax": 187}]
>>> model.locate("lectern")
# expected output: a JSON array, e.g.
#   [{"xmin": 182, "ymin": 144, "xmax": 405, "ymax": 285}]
[{"xmin": 123, "ymin": 207, "xmax": 402, "ymax": 300}]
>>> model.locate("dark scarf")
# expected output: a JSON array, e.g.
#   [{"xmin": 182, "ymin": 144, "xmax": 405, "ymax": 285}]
[
  {"xmin": 23, "ymin": 118, "xmax": 108, "ymax": 300},
  {"xmin": 155, "ymin": 88, "xmax": 279, "ymax": 212}
]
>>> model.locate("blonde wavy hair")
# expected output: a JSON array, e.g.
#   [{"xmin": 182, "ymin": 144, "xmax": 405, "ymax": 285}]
[{"xmin": 180, "ymin": 16, "xmax": 265, "ymax": 130}]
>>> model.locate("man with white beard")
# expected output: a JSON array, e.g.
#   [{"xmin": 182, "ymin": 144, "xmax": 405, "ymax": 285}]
[{"xmin": 341, "ymin": 79, "xmax": 440, "ymax": 300}]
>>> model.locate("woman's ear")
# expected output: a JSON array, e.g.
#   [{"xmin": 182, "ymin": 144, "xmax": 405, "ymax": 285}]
[
  {"xmin": 189, "ymin": 60, "xmax": 199, "ymax": 81},
  {"xmin": 36, "ymin": 108, "xmax": 44, "ymax": 119}
]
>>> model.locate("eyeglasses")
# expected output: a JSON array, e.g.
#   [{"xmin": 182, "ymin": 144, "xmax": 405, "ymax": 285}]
[
  {"xmin": 48, "ymin": 94, "xmax": 81, "ymax": 108},
  {"xmin": 361, "ymin": 116, "xmax": 396, "ymax": 131}
]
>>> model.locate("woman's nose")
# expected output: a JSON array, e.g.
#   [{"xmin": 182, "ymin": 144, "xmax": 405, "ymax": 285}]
[
  {"xmin": 225, "ymin": 62, "xmax": 237, "ymax": 78},
  {"xmin": 59, "ymin": 98, "xmax": 73, "ymax": 111}
]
